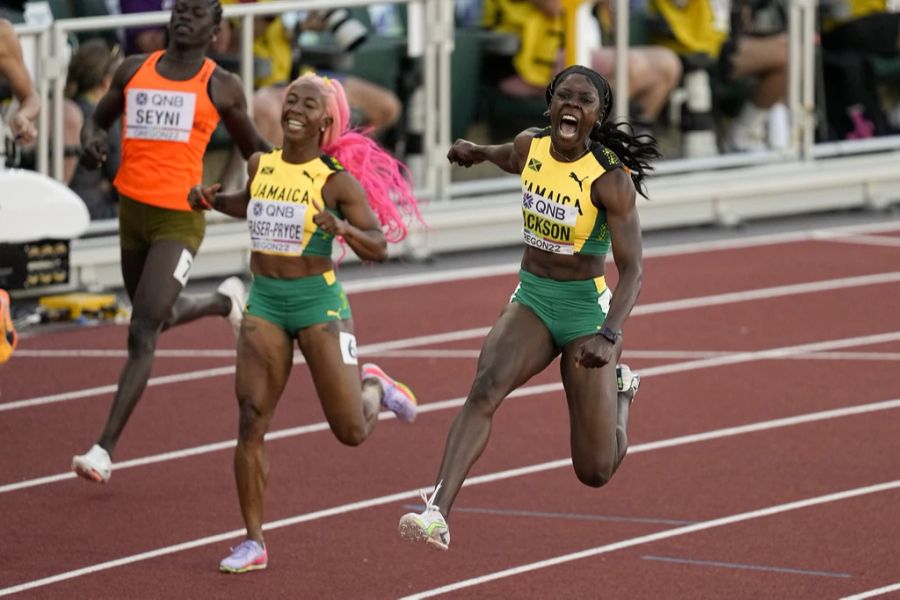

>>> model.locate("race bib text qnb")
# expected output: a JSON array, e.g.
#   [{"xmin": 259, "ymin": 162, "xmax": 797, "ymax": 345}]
[
  {"xmin": 248, "ymin": 198, "xmax": 307, "ymax": 255},
  {"xmin": 521, "ymin": 190, "xmax": 579, "ymax": 255},
  {"xmin": 125, "ymin": 88, "xmax": 197, "ymax": 142}
]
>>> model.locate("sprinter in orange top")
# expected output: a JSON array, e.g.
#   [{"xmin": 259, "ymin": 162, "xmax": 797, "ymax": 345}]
[{"xmin": 71, "ymin": 0, "xmax": 271, "ymax": 485}]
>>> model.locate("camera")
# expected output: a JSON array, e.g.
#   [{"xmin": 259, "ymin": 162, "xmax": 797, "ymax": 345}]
[{"xmin": 324, "ymin": 9, "xmax": 369, "ymax": 52}]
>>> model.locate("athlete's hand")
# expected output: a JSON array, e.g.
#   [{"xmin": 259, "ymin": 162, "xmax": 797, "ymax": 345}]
[
  {"xmin": 79, "ymin": 131, "xmax": 109, "ymax": 170},
  {"xmin": 9, "ymin": 111, "xmax": 37, "ymax": 145},
  {"xmin": 188, "ymin": 183, "xmax": 220, "ymax": 211},
  {"xmin": 447, "ymin": 139, "xmax": 481, "ymax": 167},
  {"xmin": 574, "ymin": 335, "xmax": 619, "ymax": 368},
  {"xmin": 312, "ymin": 199, "xmax": 347, "ymax": 236}
]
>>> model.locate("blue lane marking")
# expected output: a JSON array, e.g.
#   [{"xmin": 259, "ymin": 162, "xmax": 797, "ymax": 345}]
[
  {"xmin": 642, "ymin": 555, "xmax": 852, "ymax": 578},
  {"xmin": 402, "ymin": 505, "xmax": 697, "ymax": 526}
]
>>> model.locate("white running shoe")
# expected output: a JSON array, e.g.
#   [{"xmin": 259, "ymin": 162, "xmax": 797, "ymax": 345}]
[
  {"xmin": 362, "ymin": 363, "xmax": 417, "ymax": 423},
  {"xmin": 616, "ymin": 364, "xmax": 641, "ymax": 403},
  {"xmin": 71, "ymin": 444, "xmax": 112, "ymax": 483},
  {"xmin": 219, "ymin": 539, "xmax": 268, "ymax": 573},
  {"xmin": 217, "ymin": 277, "xmax": 245, "ymax": 339},
  {"xmin": 399, "ymin": 482, "xmax": 450, "ymax": 551}
]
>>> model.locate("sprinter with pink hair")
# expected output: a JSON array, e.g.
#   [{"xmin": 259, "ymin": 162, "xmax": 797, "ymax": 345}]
[{"xmin": 188, "ymin": 73, "xmax": 421, "ymax": 573}]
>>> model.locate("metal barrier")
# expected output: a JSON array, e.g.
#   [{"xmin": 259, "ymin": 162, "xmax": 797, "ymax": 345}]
[{"xmin": 7, "ymin": 1, "xmax": 900, "ymax": 295}]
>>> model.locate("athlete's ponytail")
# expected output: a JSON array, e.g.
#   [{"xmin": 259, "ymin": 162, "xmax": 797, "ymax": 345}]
[
  {"xmin": 293, "ymin": 73, "xmax": 422, "ymax": 243},
  {"xmin": 546, "ymin": 65, "xmax": 660, "ymax": 198}
]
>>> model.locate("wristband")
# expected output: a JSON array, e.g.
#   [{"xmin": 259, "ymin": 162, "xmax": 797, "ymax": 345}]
[{"xmin": 597, "ymin": 326, "xmax": 621, "ymax": 344}]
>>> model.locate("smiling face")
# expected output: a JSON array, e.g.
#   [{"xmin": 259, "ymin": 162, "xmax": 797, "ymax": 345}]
[
  {"xmin": 168, "ymin": 0, "xmax": 219, "ymax": 49},
  {"xmin": 281, "ymin": 79, "xmax": 332, "ymax": 146},
  {"xmin": 548, "ymin": 73, "xmax": 603, "ymax": 157}
]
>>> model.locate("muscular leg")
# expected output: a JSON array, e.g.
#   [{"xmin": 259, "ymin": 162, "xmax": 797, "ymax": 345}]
[
  {"xmin": 560, "ymin": 337, "xmax": 629, "ymax": 487},
  {"xmin": 96, "ymin": 240, "xmax": 207, "ymax": 454},
  {"xmin": 297, "ymin": 320, "xmax": 380, "ymax": 446},
  {"xmin": 233, "ymin": 315, "xmax": 293, "ymax": 545},
  {"xmin": 430, "ymin": 303, "xmax": 558, "ymax": 516}
]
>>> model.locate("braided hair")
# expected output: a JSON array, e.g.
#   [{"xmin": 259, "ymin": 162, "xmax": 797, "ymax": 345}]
[{"xmin": 545, "ymin": 65, "xmax": 660, "ymax": 198}]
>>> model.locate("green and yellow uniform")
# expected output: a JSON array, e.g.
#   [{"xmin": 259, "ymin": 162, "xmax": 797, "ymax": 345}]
[
  {"xmin": 511, "ymin": 129, "xmax": 623, "ymax": 347},
  {"xmin": 244, "ymin": 149, "xmax": 353, "ymax": 335}
]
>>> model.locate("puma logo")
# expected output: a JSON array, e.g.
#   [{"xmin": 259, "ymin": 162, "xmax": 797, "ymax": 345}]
[
  {"xmin": 326, "ymin": 309, "xmax": 342, "ymax": 319},
  {"xmin": 569, "ymin": 172, "xmax": 588, "ymax": 191},
  {"xmin": 302, "ymin": 170, "xmax": 316, "ymax": 183}
]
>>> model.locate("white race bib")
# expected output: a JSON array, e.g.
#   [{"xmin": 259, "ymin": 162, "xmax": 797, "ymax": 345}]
[
  {"xmin": 247, "ymin": 198, "xmax": 307, "ymax": 255},
  {"xmin": 125, "ymin": 88, "xmax": 197, "ymax": 142},
  {"xmin": 521, "ymin": 189, "xmax": 579, "ymax": 255}
]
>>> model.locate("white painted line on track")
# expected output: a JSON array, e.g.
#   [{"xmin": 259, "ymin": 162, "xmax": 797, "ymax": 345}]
[
  {"xmin": 2, "ymin": 398, "xmax": 900, "ymax": 597},
  {"xmin": 815, "ymin": 234, "xmax": 900, "ymax": 249},
  {"xmin": 400, "ymin": 479, "xmax": 900, "ymax": 599},
  {"xmin": 342, "ymin": 220, "xmax": 900, "ymax": 294},
  {"xmin": 841, "ymin": 582, "xmax": 900, "ymax": 599},
  {"xmin": 7, "ymin": 268, "xmax": 900, "ymax": 411},
  {"xmin": 0, "ymin": 327, "xmax": 491, "ymax": 412},
  {"xmin": 4, "ymin": 331, "xmax": 900, "ymax": 493}
]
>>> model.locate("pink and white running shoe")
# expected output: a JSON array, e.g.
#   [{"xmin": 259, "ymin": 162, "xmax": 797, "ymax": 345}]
[
  {"xmin": 362, "ymin": 363, "xmax": 417, "ymax": 423},
  {"xmin": 219, "ymin": 539, "xmax": 268, "ymax": 573}
]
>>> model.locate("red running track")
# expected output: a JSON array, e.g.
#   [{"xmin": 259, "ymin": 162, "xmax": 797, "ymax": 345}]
[{"xmin": 1, "ymin": 220, "xmax": 900, "ymax": 599}]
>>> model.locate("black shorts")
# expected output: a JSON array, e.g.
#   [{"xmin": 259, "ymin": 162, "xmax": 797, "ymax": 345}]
[{"xmin": 822, "ymin": 13, "xmax": 900, "ymax": 56}]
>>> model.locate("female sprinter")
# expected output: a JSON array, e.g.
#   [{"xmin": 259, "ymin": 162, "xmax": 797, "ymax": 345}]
[
  {"xmin": 398, "ymin": 65, "xmax": 653, "ymax": 550},
  {"xmin": 188, "ymin": 73, "xmax": 421, "ymax": 572}
]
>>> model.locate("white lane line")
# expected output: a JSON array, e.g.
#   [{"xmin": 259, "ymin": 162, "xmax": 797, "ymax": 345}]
[
  {"xmin": 811, "ymin": 231, "xmax": 900, "ymax": 249},
  {"xmin": 2, "ymin": 398, "xmax": 900, "ymax": 597},
  {"xmin": 841, "ymin": 582, "xmax": 900, "ymax": 599},
  {"xmin": 632, "ymin": 271, "xmax": 900, "ymax": 316},
  {"xmin": 400, "ymin": 480, "xmax": 900, "ymax": 599},
  {"xmin": 12, "ymin": 349, "xmax": 237, "ymax": 358},
  {"xmin": 342, "ymin": 220, "xmax": 900, "ymax": 294},
  {"xmin": 8, "ymin": 268, "xmax": 900, "ymax": 411},
  {"xmin": 0, "ymin": 327, "xmax": 491, "ymax": 412},
  {"xmin": 3, "ymin": 328, "xmax": 900, "ymax": 494}
]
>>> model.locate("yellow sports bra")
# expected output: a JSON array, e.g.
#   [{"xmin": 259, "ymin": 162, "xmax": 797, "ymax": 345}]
[
  {"xmin": 520, "ymin": 130, "xmax": 621, "ymax": 256},
  {"xmin": 247, "ymin": 149, "xmax": 345, "ymax": 257}
]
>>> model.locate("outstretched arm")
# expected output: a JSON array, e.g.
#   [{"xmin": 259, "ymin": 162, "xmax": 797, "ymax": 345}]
[
  {"xmin": 575, "ymin": 168, "xmax": 642, "ymax": 368},
  {"xmin": 0, "ymin": 20, "xmax": 39, "ymax": 144},
  {"xmin": 211, "ymin": 67, "xmax": 272, "ymax": 159},
  {"xmin": 188, "ymin": 152, "xmax": 261, "ymax": 219},
  {"xmin": 314, "ymin": 172, "xmax": 388, "ymax": 263},
  {"xmin": 447, "ymin": 128, "xmax": 538, "ymax": 174}
]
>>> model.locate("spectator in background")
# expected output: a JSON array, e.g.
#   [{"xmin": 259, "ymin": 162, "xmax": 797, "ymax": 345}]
[
  {"xmin": 246, "ymin": 6, "xmax": 401, "ymax": 147},
  {"xmin": 66, "ymin": 39, "xmax": 124, "ymax": 219},
  {"xmin": 120, "ymin": 0, "xmax": 230, "ymax": 55},
  {"xmin": 649, "ymin": 0, "xmax": 789, "ymax": 152},
  {"xmin": 120, "ymin": 0, "xmax": 171, "ymax": 54},
  {"xmin": 0, "ymin": 17, "xmax": 39, "ymax": 145},
  {"xmin": 483, "ymin": 0, "xmax": 682, "ymax": 128},
  {"xmin": 818, "ymin": 0, "xmax": 899, "ymax": 139}
]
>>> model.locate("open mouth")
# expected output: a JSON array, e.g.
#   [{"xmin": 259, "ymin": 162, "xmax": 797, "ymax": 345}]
[
  {"xmin": 284, "ymin": 118, "xmax": 306, "ymax": 133},
  {"xmin": 559, "ymin": 114, "xmax": 579, "ymax": 139}
]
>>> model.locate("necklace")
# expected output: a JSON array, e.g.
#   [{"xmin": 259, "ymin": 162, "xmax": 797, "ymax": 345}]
[{"xmin": 550, "ymin": 144, "xmax": 589, "ymax": 163}]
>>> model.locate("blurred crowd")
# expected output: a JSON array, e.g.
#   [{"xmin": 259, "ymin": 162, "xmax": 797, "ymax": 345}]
[{"xmin": 2, "ymin": 0, "xmax": 900, "ymax": 221}]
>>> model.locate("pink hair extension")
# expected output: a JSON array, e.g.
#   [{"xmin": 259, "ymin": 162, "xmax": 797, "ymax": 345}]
[{"xmin": 295, "ymin": 73, "xmax": 422, "ymax": 243}]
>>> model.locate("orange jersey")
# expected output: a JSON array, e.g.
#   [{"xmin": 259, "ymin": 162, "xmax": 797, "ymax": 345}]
[{"xmin": 114, "ymin": 51, "xmax": 220, "ymax": 211}]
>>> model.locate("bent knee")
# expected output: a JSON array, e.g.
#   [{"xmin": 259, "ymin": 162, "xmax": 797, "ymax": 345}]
[
  {"xmin": 573, "ymin": 460, "xmax": 616, "ymax": 488},
  {"xmin": 332, "ymin": 422, "xmax": 368, "ymax": 447}
]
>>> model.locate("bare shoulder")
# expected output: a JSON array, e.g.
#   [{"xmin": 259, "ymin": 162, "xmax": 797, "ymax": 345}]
[
  {"xmin": 113, "ymin": 54, "xmax": 149, "ymax": 86},
  {"xmin": 594, "ymin": 167, "xmax": 636, "ymax": 213}
]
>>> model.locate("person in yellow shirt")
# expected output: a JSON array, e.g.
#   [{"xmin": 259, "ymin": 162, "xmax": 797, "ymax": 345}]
[
  {"xmin": 820, "ymin": 0, "xmax": 900, "ymax": 55},
  {"xmin": 222, "ymin": 2, "xmax": 401, "ymax": 145},
  {"xmin": 485, "ymin": 0, "xmax": 682, "ymax": 125},
  {"xmin": 650, "ymin": 0, "xmax": 789, "ymax": 152}
]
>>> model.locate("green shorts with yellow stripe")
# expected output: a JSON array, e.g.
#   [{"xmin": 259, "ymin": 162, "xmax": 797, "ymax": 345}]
[
  {"xmin": 246, "ymin": 271, "xmax": 352, "ymax": 336},
  {"xmin": 511, "ymin": 269, "xmax": 611, "ymax": 348}
]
